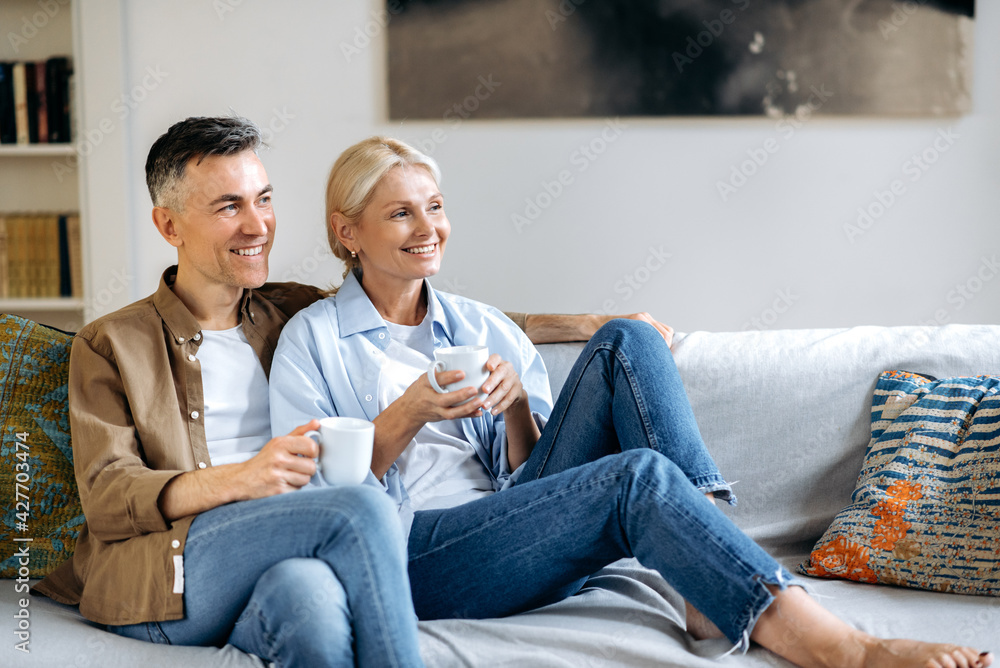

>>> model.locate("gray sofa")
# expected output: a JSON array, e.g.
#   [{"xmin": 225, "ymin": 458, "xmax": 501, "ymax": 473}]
[{"xmin": 5, "ymin": 324, "xmax": 999, "ymax": 666}]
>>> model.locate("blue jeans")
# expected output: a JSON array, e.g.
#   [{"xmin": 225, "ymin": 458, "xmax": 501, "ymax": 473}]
[
  {"xmin": 108, "ymin": 484, "xmax": 423, "ymax": 668},
  {"xmin": 407, "ymin": 320, "xmax": 794, "ymax": 650}
]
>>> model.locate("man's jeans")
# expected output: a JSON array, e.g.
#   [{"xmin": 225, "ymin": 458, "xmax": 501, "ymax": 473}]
[
  {"xmin": 108, "ymin": 484, "xmax": 423, "ymax": 668},
  {"xmin": 408, "ymin": 320, "xmax": 794, "ymax": 650}
]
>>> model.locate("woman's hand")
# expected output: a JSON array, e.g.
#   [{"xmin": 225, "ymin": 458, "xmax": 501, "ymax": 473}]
[
  {"xmin": 480, "ymin": 354, "xmax": 527, "ymax": 417},
  {"xmin": 371, "ymin": 358, "xmax": 534, "ymax": 478},
  {"xmin": 370, "ymin": 370, "xmax": 485, "ymax": 478},
  {"xmin": 400, "ymin": 369, "xmax": 488, "ymax": 422},
  {"xmin": 617, "ymin": 313, "xmax": 674, "ymax": 348},
  {"xmin": 480, "ymin": 354, "xmax": 539, "ymax": 470}
]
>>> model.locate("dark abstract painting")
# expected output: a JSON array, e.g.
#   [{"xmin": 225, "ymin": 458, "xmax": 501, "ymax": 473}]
[{"xmin": 387, "ymin": 0, "xmax": 974, "ymax": 119}]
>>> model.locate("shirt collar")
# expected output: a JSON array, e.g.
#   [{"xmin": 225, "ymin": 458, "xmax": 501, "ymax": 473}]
[
  {"xmin": 152, "ymin": 265, "xmax": 255, "ymax": 344},
  {"xmin": 152, "ymin": 266, "xmax": 202, "ymax": 344},
  {"xmin": 335, "ymin": 269, "xmax": 452, "ymax": 343}
]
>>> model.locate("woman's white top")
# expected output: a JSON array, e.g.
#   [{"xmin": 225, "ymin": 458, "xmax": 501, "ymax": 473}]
[
  {"xmin": 198, "ymin": 324, "xmax": 271, "ymax": 466},
  {"xmin": 380, "ymin": 316, "xmax": 494, "ymax": 511}
]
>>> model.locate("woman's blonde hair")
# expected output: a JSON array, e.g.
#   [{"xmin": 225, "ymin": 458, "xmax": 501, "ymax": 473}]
[{"xmin": 325, "ymin": 136, "xmax": 442, "ymax": 285}]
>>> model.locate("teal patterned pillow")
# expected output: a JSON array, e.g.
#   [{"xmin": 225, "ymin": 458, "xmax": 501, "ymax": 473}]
[
  {"xmin": 800, "ymin": 370, "xmax": 1000, "ymax": 595},
  {"xmin": 0, "ymin": 314, "xmax": 83, "ymax": 578}
]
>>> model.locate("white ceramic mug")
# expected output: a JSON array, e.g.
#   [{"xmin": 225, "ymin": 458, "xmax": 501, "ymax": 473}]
[
  {"xmin": 427, "ymin": 345, "xmax": 490, "ymax": 405},
  {"xmin": 305, "ymin": 416, "xmax": 374, "ymax": 485}
]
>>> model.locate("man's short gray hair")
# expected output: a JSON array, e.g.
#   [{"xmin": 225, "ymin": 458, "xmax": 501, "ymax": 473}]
[{"xmin": 145, "ymin": 116, "xmax": 263, "ymax": 211}]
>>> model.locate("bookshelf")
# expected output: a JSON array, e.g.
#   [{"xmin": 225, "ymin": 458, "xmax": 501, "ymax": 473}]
[
  {"xmin": 0, "ymin": 0, "xmax": 130, "ymax": 332},
  {"xmin": 0, "ymin": 0, "xmax": 80, "ymax": 330},
  {"xmin": 0, "ymin": 145, "xmax": 76, "ymax": 157},
  {"xmin": 0, "ymin": 297, "xmax": 83, "ymax": 311}
]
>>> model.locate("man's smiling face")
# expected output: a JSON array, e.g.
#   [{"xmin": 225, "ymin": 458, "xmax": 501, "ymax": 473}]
[{"xmin": 169, "ymin": 151, "xmax": 275, "ymax": 291}]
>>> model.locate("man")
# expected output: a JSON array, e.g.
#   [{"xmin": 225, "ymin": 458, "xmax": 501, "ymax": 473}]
[{"xmin": 32, "ymin": 115, "xmax": 671, "ymax": 665}]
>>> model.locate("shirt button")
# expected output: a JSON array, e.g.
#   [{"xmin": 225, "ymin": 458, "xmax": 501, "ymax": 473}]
[
  {"xmin": 193, "ymin": 333, "xmax": 202, "ymax": 341},
  {"xmin": 187, "ymin": 354, "xmax": 196, "ymax": 362},
  {"xmin": 171, "ymin": 539, "xmax": 180, "ymax": 548},
  {"xmin": 378, "ymin": 332, "xmax": 385, "ymax": 339},
  {"xmin": 177, "ymin": 336, "xmax": 185, "ymax": 343},
  {"xmin": 191, "ymin": 410, "xmax": 200, "ymax": 419},
  {"xmin": 365, "ymin": 394, "xmax": 373, "ymax": 402},
  {"xmin": 197, "ymin": 462, "xmax": 207, "ymax": 469}
]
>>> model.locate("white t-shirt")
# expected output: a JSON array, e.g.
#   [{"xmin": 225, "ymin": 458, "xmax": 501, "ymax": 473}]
[
  {"xmin": 380, "ymin": 316, "xmax": 494, "ymax": 511},
  {"xmin": 198, "ymin": 324, "xmax": 271, "ymax": 466}
]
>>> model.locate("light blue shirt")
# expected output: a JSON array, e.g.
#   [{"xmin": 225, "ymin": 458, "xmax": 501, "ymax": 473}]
[{"xmin": 269, "ymin": 270, "xmax": 553, "ymax": 537}]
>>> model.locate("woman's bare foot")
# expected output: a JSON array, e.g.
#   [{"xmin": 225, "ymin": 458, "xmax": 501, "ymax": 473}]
[
  {"xmin": 752, "ymin": 586, "xmax": 992, "ymax": 668},
  {"xmin": 855, "ymin": 637, "xmax": 992, "ymax": 668}
]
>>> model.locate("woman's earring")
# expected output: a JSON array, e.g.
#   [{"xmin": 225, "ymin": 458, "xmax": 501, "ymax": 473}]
[{"xmin": 351, "ymin": 250, "xmax": 357, "ymax": 259}]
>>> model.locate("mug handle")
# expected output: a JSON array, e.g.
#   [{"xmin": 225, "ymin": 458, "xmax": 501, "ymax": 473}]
[
  {"xmin": 426, "ymin": 360, "xmax": 448, "ymax": 394},
  {"xmin": 304, "ymin": 430, "xmax": 322, "ymax": 470}
]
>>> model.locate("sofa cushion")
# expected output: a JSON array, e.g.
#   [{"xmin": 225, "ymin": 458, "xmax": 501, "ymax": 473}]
[
  {"xmin": 0, "ymin": 314, "xmax": 83, "ymax": 578},
  {"xmin": 799, "ymin": 370, "xmax": 1000, "ymax": 596}
]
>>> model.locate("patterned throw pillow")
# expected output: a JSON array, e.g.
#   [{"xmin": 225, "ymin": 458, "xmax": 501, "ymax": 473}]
[
  {"xmin": 0, "ymin": 314, "xmax": 83, "ymax": 578},
  {"xmin": 799, "ymin": 370, "xmax": 1000, "ymax": 595}
]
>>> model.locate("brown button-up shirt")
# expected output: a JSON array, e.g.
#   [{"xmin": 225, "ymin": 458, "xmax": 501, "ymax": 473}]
[
  {"xmin": 32, "ymin": 268, "xmax": 324, "ymax": 625},
  {"xmin": 33, "ymin": 266, "xmax": 528, "ymax": 626}
]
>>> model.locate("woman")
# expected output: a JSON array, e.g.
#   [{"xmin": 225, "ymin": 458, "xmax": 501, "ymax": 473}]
[{"xmin": 269, "ymin": 136, "xmax": 992, "ymax": 668}]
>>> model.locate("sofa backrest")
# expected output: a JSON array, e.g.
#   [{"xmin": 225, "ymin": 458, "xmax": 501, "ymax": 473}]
[
  {"xmin": 7, "ymin": 318, "xmax": 998, "ymax": 577},
  {"xmin": 538, "ymin": 324, "xmax": 1000, "ymax": 553}
]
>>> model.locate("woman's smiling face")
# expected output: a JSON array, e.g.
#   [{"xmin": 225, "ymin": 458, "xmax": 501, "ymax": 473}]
[{"xmin": 350, "ymin": 164, "xmax": 449, "ymax": 289}]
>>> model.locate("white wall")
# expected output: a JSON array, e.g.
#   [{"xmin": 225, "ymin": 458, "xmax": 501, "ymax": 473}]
[{"xmin": 108, "ymin": 0, "xmax": 998, "ymax": 332}]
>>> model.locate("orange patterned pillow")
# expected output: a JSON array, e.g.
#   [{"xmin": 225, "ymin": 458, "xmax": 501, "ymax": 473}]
[{"xmin": 799, "ymin": 370, "xmax": 1000, "ymax": 595}]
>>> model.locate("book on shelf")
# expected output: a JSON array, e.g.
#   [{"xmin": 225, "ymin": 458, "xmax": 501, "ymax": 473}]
[
  {"xmin": 12, "ymin": 63, "xmax": 29, "ymax": 145},
  {"xmin": 0, "ymin": 212, "xmax": 83, "ymax": 300},
  {"xmin": 65, "ymin": 214, "xmax": 83, "ymax": 299},
  {"xmin": 0, "ymin": 57, "xmax": 72, "ymax": 146},
  {"xmin": 25, "ymin": 62, "xmax": 39, "ymax": 143},
  {"xmin": 46, "ymin": 57, "xmax": 72, "ymax": 144},
  {"xmin": 35, "ymin": 61, "xmax": 48, "ymax": 144},
  {"xmin": 0, "ymin": 62, "xmax": 13, "ymax": 144}
]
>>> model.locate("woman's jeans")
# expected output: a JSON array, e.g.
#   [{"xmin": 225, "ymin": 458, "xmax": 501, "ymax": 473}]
[
  {"xmin": 407, "ymin": 319, "xmax": 795, "ymax": 650},
  {"xmin": 108, "ymin": 485, "xmax": 423, "ymax": 668}
]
